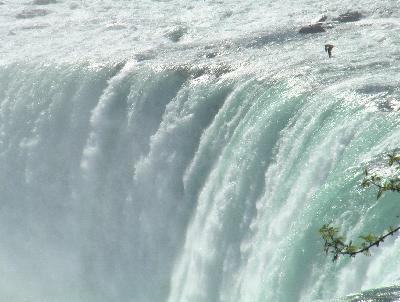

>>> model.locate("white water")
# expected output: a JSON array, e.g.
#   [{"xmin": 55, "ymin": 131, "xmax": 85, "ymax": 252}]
[{"xmin": 1, "ymin": 0, "xmax": 400, "ymax": 301}]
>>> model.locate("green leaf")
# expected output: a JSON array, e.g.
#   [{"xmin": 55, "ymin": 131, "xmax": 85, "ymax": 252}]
[
  {"xmin": 360, "ymin": 234, "xmax": 378, "ymax": 243},
  {"xmin": 345, "ymin": 244, "xmax": 358, "ymax": 254},
  {"xmin": 388, "ymin": 153, "xmax": 400, "ymax": 166}
]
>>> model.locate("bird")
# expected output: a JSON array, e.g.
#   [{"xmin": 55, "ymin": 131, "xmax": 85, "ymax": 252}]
[{"xmin": 325, "ymin": 44, "xmax": 334, "ymax": 58}]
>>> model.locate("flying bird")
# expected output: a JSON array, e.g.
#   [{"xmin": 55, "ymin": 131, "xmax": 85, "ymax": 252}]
[{"xmin": 325, "ymin": 44, "xmax": 334, "ymax": 58}]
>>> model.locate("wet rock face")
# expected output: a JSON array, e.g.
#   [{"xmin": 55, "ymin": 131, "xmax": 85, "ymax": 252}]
[
  {"xmin": 333, "ymin": 11, "xmax": 363, "ymax": 23},
  {"xmin": 299, "ymin": 23, "xmax": 326, "ymax": 34},
  {"xmin": 16, "ymin": 9, "xmax": 50, "ymax": 19}
]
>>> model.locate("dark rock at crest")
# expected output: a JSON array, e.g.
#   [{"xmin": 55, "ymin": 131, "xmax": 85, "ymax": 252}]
[
  {"xmin": 333, "ymin": 11, "xmax": 363, "ymax": 23},
  {"xmin": 299, "ymin": 23, "xmax": 326, "ymax": 34},
  {"xmin": 32, "ymin": 0, "xmax": 57, "ymax": 4},
  {"xmin": 16, "ymin": 8, "xmax": 50, "ymax": 18}
]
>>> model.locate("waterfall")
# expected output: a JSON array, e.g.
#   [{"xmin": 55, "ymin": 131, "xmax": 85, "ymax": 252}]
[{"xmin": 1, "ymin": 58, "xmax": 399, "ymax": 302}]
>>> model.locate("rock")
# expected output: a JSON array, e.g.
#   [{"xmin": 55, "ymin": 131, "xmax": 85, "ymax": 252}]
[
  {"xmin": 16, "ymin": 9, "xmax": 50, "ymax": 19},
  {"xmin": 205, "ymin": 52, "xmax": 218, "ymax": 59},
  {"xmin": 299, "ymin": 23, "xmax": 326, "ymax": 34},
  {"xmin": 333, "ymin": 11, "xmax": 363, "ymax": 23},
  {"xmin": 221, "ymin": 10, "xmax": 233, "ymax": 19},
  {"xmin": 134, "ymin": 51, "xmax": 156, "ymax": 62},
  {"xmin": 318, "ymin": 15, "xmax": 328, "ymax": 22},
  {"xmin": 32, "ymin": 0, "xmax": 57, "ymax": 4},
  {"xmin": 164, "ymin": 26, "xmax": 187, "ymax": 42}
]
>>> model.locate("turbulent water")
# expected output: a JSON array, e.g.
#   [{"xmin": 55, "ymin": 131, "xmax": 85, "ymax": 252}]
[{"xmin": 1, "ymin": 0, "xmax": 400, "ymax": 301}]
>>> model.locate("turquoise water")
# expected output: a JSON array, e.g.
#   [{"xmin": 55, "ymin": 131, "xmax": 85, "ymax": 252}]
[
  {"xmin": 323, "ymin": 285, "xmax": 400, "ymax": 302},
  {"xmin": 1, "ymin": 1, "xmax": 400, "ymax": 301}
]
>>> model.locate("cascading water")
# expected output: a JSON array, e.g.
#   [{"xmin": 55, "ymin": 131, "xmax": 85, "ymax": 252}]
[{"xmin": 1, "ymin": 0, "xmax": 400, "ymax": 301}]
